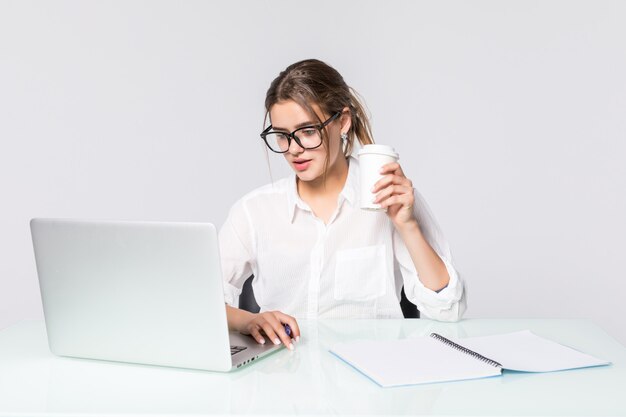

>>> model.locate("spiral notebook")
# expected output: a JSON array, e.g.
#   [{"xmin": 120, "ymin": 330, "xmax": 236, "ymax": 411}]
[{"xmin": 329, "ymin": 330, "xmax": 610, "ymax": 387}]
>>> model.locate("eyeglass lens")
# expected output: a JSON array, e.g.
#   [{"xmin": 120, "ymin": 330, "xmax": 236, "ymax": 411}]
[{"xmin": 264, "ymin": 127, "xmax": 322, "ymax": 152}]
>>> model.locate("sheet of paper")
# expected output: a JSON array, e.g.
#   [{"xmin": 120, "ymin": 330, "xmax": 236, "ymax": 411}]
[
  {"xmin": 452, "ymin": 330, "xmax": 611, "ymax": 372},
  {"xmin": 330, "ymin": 337, "xmax": 501, "ymax": 388}
]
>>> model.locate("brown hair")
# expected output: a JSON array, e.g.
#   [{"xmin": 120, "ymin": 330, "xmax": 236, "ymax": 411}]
[{"xmin": 264, "ymin": 59, "xmax": 375, "ymax": 167}]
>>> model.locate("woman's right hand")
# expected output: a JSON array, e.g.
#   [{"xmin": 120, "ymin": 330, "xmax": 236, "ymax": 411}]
[
  {"xmin": 241, "ymin": 310, "xmax": 300, "ymax": 350},
  {"xmin": 226, "ymin": 305, "xmax": 300, "ymax": 350}
]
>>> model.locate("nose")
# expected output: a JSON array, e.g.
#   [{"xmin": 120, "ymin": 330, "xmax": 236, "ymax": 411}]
[{"xmin": 287, "ymin": 135, "xmax": 305, "ymax": 154}]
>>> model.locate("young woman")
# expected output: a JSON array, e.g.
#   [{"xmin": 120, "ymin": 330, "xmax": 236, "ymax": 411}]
[{"xmin": 220, "ymin": 59, "xmax": 466, "ymax": 350}]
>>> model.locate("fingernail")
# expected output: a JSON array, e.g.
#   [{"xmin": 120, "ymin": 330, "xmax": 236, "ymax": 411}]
[
  {"xmin": 274, "ymin": 338, "xmax": 280, "ymax": 345},
  {"xmin": 371, "ymin": 186, "xmax": 376, "ymax": 192},
  {"xmin": 259, "ymin": 338, "xmax": 265, "ymax": 344},
  {"xmin": 288, "ymin": 343, "xmax": 294, "ymax": 351},
  {"xmin": 296, "ymin": 336, "xmax": 300, "ymax": 342}
]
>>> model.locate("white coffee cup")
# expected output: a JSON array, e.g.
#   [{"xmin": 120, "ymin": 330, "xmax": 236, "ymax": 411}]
[{"xmin": 358, "ymin": 144, "xmax": 400, "ymax": 211}]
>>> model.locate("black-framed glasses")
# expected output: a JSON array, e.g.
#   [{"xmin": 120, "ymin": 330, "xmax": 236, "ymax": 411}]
[{"xmin": 260, "ymin": 112, "xmax": 341, "ymax": 154}]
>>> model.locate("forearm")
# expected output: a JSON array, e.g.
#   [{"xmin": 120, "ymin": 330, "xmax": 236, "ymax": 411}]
[
  {"xmin": 225, "ymin": 304, "xmax": 255, "ymax": 332},
  {"xmin": 395, "ymin": 220, "xmax": 450, "ymax": 291}
]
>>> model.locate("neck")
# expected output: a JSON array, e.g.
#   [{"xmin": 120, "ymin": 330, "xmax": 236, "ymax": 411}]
[{"xmin": 297, "ymin": 157, "xmax": 349, "ymax": 201}]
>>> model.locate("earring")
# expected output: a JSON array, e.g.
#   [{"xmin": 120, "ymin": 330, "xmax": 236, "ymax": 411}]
[{"xmin": 340, "ymin": 132, "xmax": 348, "ymax": 154}]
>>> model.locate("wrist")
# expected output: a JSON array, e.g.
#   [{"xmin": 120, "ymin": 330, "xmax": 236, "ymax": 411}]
[
  {"xmin": 393, "ymin": 218, "xmax": 420, "ymax": 234},
  {"xmin": 237, "ymin": 310, "xmax": 256, "ymax": 332},
  {"xmin": 226, "ymin": 305, "xmax": 256, "ymax": 332}
]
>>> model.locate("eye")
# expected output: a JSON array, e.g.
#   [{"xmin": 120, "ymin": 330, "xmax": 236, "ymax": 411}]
[{"xmin": 300, "ymin": 128, "xmax": 317, "ymax": 136}]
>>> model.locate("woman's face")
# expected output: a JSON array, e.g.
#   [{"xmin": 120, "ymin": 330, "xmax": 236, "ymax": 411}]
[{"xmin": 269, "ymin": 100, "xmax": 348, "ymax": 184}]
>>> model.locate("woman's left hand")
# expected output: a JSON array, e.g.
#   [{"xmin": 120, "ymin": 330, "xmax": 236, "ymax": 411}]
[{"xmin": 373, "ymin": 162, "xmax": 417, "ymax": 228}]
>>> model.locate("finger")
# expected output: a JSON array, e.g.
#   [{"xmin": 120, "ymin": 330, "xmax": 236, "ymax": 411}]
[
  {"xmin": 249, "ymin": 326, "xmax": 266, "ymax": 345},
  {"xmin": 265, "ymin": 313, "xmax": 295, "ymax": 350},
  {"xmin": 393, "ymin": 163, "xmax": 406, "ymax": 177},
  {"xmin": 260, "ymin": 322, "xmax": 281, "ymax": 346},
  {"xmin": 381, "ymin": 194, "xmax": 415, "ymax": 210},
  {"xmin": 375, "ymin": 185, "xmax": 414, "ymax": 203},
  {"xmin": 274, "ymin": 311, "xmax": 301, "ymax": 342},
  {"xmin": 372, "ymin": 175, "xmax": 412, "ymax": 193},
  {"xmin": 379, "ymin": 162, "xmax": 405, "ymax": 177},
  {"xmin": 379, "ymin": 162, "xmax": 400, "ymax": 174}
]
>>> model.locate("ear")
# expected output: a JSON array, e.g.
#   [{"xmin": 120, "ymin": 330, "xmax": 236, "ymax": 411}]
[{"xmin": 340, "ymin": 106, "xmax": 352, "ymax": 135}]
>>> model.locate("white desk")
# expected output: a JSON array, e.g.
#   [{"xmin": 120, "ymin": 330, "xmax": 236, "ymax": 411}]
[{"xmin": 0, "ymin": 318, "xmax": 624, "ymax": 416}]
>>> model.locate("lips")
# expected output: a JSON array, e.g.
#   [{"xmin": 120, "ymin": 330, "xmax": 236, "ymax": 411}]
[{"xmin": 293, "ymin": 159, "xmax": 312, "ymax": 171}]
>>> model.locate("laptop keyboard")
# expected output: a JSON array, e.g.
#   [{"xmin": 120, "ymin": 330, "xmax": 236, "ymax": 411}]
[{"xmin": 230, "ymin": 345, "xmax": 248, "ymax": 356}]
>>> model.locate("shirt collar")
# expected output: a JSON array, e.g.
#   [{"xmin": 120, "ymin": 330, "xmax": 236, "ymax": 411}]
[{"xmin": 286, "ymin": 154, "xmax": 359, "ymax": 224}]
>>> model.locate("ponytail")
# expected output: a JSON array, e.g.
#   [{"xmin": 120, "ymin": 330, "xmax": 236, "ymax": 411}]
[{"xmin": 345, "ymin": 86, "xmax": 374, "ymax": 157}]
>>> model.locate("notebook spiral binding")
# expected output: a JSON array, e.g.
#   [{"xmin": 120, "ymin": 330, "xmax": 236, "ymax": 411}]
[{"xmin": 430, "ymin": 333, "xmax": 503, "ymax": 368}]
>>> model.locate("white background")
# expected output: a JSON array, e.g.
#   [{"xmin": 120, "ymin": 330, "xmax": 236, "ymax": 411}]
[{"xmin": 1, "ymin": 1, "xmax": 625, "ymax": 343}]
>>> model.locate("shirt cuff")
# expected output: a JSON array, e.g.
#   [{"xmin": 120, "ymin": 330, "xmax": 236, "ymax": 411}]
[
  {"xmin": 404, "ymin": 256, "xmax": 466, "ymax": 322},
  {"xmin": 223, "ymin": 282, "xmax": 242, "ymax": 308}
]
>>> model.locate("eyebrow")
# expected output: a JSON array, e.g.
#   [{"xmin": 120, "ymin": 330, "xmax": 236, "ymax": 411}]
[{"xmin": 271, "ymin": 120, "xmax": 318, "ymax": 131}]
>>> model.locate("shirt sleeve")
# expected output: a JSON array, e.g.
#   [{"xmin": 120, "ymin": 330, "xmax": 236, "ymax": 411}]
[
  {"xmin": 392, "ymin": 189, "xmax": 467, "ymax": 322},
  {"xmin": 218, "ymin": 199, "xmax": 256, "ymax": 307}
]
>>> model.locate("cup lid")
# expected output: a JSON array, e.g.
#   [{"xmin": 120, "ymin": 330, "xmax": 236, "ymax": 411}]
[{"xmin": 357, "ymin": 144, "xmax": 399, "ymax": 159}]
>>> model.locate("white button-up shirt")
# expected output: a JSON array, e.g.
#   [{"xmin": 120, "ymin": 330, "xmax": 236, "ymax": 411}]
[{"xmin": 219, "ymin": 155, "xmax": 466, "ymax": 321}]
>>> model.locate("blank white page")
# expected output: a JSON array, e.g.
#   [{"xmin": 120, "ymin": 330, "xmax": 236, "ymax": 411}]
[
  {"xmin": 330, "ymin": 337, "xmax": 501, "ymax": 387},
  {"xmin": 452, "ymin": 330, "xmax": 611, "ymax": 372}
]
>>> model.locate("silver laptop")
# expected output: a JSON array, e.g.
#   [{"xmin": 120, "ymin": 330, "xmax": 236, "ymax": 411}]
[{"xmin": 30, "ymin": 218, "xmax": 282, "ymax": 371}]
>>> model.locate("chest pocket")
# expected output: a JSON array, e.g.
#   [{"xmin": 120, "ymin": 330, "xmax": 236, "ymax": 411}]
[{"xmin": 334, "ymin": 245, "xmax": 388, "ymax": 301}]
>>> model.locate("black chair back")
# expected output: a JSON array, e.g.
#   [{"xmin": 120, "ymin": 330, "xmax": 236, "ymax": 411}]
[{"xmin": 238, "ymin": 275, "xmax": 419, "ymax": 318}]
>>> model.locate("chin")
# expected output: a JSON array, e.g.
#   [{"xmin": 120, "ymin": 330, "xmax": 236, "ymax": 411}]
[{"xmin": 294, "ymin": 170, "xmax": 322, "ymax": 183}]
